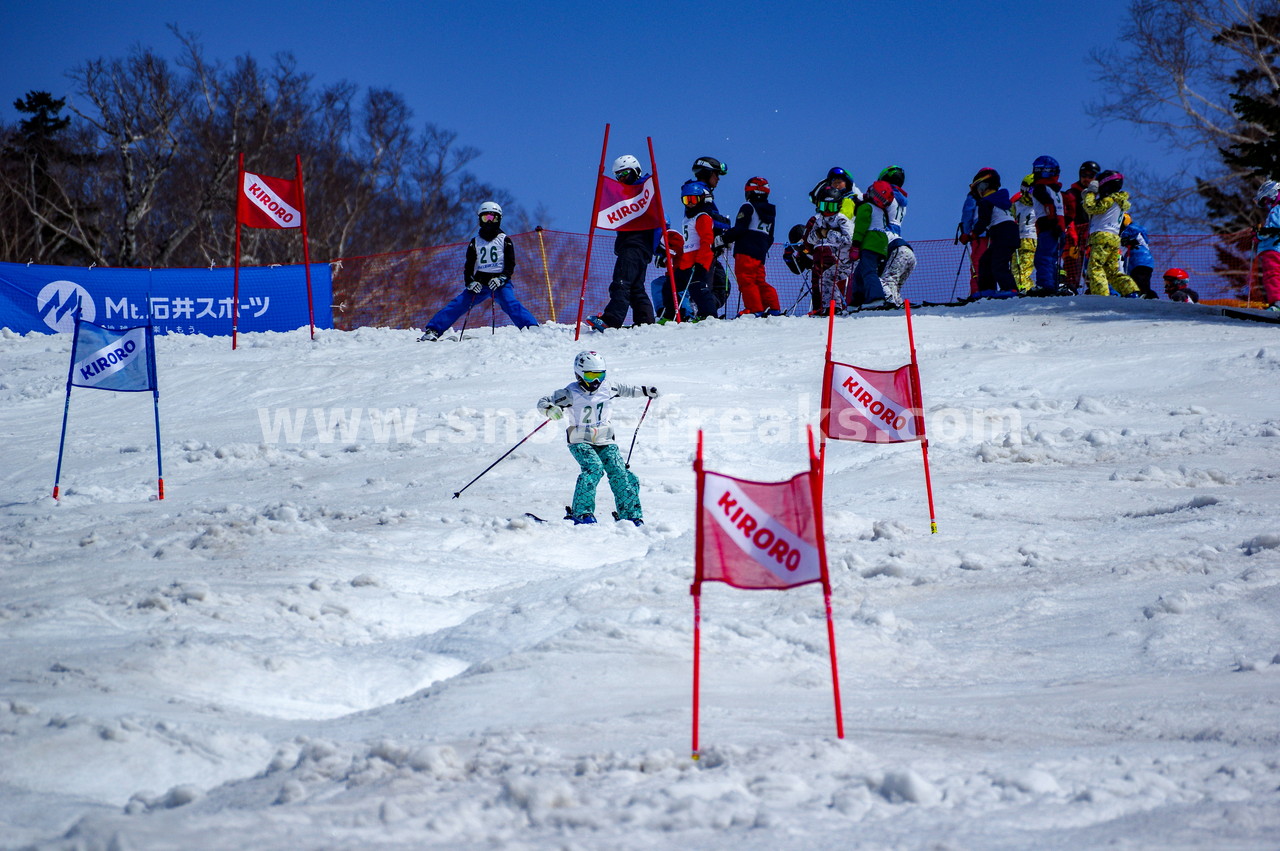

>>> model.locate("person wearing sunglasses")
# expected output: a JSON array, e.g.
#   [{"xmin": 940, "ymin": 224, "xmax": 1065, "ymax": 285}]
[{"xmin": 418, "ymin": 201, "xmax": 538, "ymax": 341}]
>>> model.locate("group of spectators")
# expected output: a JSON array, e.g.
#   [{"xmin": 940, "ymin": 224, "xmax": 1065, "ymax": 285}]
[
  {"xmin": 957, "ymin": 158, "xmax": 1280, "ymax": 313},
  {"xmin": 418, "ymin": 155, "xmax": 1280, "ymax": 341}
]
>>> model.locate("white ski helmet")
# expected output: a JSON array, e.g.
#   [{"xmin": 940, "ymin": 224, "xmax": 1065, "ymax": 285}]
[
  {"xmin": 612, "ymin": 154, "xmax": 642, "ymax": 182},
  {"xmin": 574, "ymin": 350, "xmax": 606, "ymax": 391},
  {"xmin": 1256, "ymin": 180, "xmax": 1279, "ymax": 206},
  {"xmin": 478, "ymin": 201, "xmax": 503, "ymax": 220}
]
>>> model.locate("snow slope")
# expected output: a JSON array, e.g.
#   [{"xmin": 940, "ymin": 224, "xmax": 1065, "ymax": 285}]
[{"xmin": 2, "ymin": 297, "xmax": 1279, "ymax": 850}]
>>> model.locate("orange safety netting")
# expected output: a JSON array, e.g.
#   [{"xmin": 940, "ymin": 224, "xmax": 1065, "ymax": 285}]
[{"xmin": 330, "ymin": 228, "xmax": 1268, "ymax": 330}]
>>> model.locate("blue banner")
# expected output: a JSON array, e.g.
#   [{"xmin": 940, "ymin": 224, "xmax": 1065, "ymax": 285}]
[
  {"xmin": 0, "ymin": 262, "xmax": 332, "ymax": 336},
  {"xmin": 70, "ymin": 320, "xmax": 156, "ymax": 392}
]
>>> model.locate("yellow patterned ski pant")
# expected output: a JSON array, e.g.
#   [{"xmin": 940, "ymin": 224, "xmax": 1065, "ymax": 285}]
[
  {"xmin": 1085, "ymin": 232, "xmax": 1137, "ymax": 296},
  {"xmin": 1014, "ymin": 237, "xmax": 1037, "ymax": 292}
]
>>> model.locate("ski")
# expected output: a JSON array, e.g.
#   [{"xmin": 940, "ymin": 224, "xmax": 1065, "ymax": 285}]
[{"xmin": 523, "ymin": 512, "xmax": 547, "ymax": 523}]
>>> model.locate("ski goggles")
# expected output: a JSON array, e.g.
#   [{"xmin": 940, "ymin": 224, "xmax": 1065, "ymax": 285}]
[
  {"xmin": 479, "ymin": 212, "xmax": 500, "ymax": 222},
  {"xmin": 614, "ymin": 168, "xmax": 640, "ymax": 184},
  {"xmin": 581, "ymin": 370, "xmax": 605, "ymax": 383},
  {"xmin": 816, "ymin": 200, "xmax": 839, "ymax": 213},
  {"xmin": 682, "ymin": 194, "xmax": 705, "ymax": 207}
]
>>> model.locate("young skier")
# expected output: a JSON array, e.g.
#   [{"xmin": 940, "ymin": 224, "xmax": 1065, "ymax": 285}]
[
  {"xmin": 1162, "ymin": 268, "xmax": 1200, "ymax": 303},
  {"xmin": 587, "ymin": 155, "xmax": 659, "ymax": 331},
  {"xmin": 968, "ymin": 167, "xmax": 1019, "ymax": 298},
  {"xmin": 803, "ymin": 186, "xmax": 854, "ymax": 314},
  {"xmin": 667, "ymin": 181, "xmax": 723, "ymax": 320},
  {"xmin": 1062, "ymin": 160, "xmax": 1101, "ymax": 292},
  {"xmin": 878, "ymin": 166, "xmax": 913, "ymax": 307},
  {"xmin": 1081, "ymin": 170, "xmax": 1140, "ymax": 297},
  {"xmin": 418, "ymin": 202, "xmax": 538, "ymax": 341},
  {"xmin": 1029, "ymin": 155, "xmax": 1068, "ymax": 295},
  {"xmin": 1255, "ymin": 180, "xmax": 1280, "ymax": 312},
  {"xmin": 726, "ymin": 176, "xmax": 781, "ymax": 315},
  {"xmin": 1120, "ymin": 218, "xmax": 1158, "ymax": 298},
  {"xmin": 847, "ymin": 179, "xmax": 896, "ymax": 310},
  {"xmin": 1012, "ymin": 173, "xmax": 1038, "ymax": 292},
  {"xmin": 537, "ymin": 351, "xmax": 660, "ymax": 525}
]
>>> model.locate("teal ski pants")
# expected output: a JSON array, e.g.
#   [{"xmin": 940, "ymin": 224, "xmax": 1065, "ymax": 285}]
[{"xmin": 568, "ymin": 442, "xmax": 641, "ymax": 520}]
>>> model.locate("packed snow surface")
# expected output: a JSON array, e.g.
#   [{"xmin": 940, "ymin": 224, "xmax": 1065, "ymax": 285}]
[{"xmin": 2, "ymin": 297, "xmax": 1279, "ymax": 849}]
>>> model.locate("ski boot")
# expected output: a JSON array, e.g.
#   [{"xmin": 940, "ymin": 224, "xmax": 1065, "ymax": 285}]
[
  {"xmin": 585, "ymin": 315, "xmax": 609, "ymax": 333},
  {"xmin": 418, "ymin": 328, "xmax": 439, "ymax": 342}
]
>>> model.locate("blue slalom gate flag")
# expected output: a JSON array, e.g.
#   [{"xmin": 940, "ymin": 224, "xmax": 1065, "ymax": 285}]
[
  {"xmin": 69, "ymin": 321, "xmax": 157, "ymax": 392},
  {"xmin": 54, "ymin": 316, "xmax": 164, "ymax": 501}
]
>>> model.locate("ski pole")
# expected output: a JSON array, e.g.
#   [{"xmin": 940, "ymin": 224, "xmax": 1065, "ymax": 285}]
[
  {"xmin": 625, "ymin": 397, "xmax": 653, "ymax": 469},
  {"xmin": 948, "ymin": 243, "xmax": 970, "ymax": 303},
  {"xmin": 452, "ymin": 419, "xmax": 550, "ymax": 498},
  {"xmin": 786, "ymin": 282, "xmax": 812, "ymax": 316},
  {"xmin": 457, "ymin": 300, "xmax": 474, "ymax": 343}
]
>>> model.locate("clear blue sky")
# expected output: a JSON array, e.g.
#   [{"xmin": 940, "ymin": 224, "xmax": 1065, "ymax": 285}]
[{"xmin": 1, "ymin": 0, "xmax": 1190, "ymax": 242}]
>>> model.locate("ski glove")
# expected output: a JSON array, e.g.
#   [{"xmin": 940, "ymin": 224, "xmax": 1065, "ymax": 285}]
[
  {"xmin": 538, "ymin": 400, "xmax": 563, "ymax": 420},
  {"xmin": 487, "ymin": 275, "xmax": 508, "ymax": 291},
  {"xmin": 1086, "ymin": 181, "xmax": 1100, "ymax": 196},
  {"xmin": 466, "ymin": 279, "xmax": 483, "ymax": 293},
  {"xmin": 641, "ymin": 386, "xmax": 661, "ymax": 398}
]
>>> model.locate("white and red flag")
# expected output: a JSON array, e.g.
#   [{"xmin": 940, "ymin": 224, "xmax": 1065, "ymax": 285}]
[
  {"xmin": 696, "ymin": 467, "xmax": 825, "ymax": 590},
  {"xmin": 237, "ymin": 170, "xmax": 303, "ymax": 229},
  {"xmin": 594, "ymin": 174, "xmax": 663, "ymax": 231},
  {"xmin": 821, "ymin": 361, "xmax": 921, "ymax": 444},
  {"xmin": 690, "ymin": 428, "xmax": 843, "ymax": 756}
]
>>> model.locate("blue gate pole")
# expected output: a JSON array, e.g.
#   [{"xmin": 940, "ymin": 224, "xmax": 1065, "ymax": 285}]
[{"xmin": 52, "ymin": 314, "xmax": 83, "ymax": 500}]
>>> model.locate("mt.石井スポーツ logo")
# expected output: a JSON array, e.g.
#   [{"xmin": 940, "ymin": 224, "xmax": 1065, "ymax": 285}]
[{"xmin": 37, "ymin": 280, "xmax": 95, "ymax": 332}]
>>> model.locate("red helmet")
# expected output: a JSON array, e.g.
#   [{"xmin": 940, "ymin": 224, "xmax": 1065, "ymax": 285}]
[
  {"xmin": 1163, "ymin": 268, "xmax": 1189, "ymax": 285},
  {"xmin": 867, "ymin": 180, "xmax": 895, "ymax": 208},
  {"xmin": 745, "ymin": 176, "xmax": 770, "ymax": 197}
]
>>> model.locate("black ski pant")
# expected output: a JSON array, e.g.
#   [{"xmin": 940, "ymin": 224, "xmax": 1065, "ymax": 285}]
[{"xmin": 601, "ymin": 241, "xmax": 656, "ymax": 327}]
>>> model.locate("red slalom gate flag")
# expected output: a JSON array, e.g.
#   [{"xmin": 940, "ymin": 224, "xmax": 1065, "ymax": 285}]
[
  {"xmin": 695, "ymin": 443, "xmax": 827, "ymax": 591},
  {"xmin": 237, "ymin": 170, "xmax": 303, "ymax": 229},
  {"xmin": 594, "ymin": 175, "xmax": 664, "ymax": 231},
  {"xmin": 821, "ymin": 361, "xmax": 922, "ymax": 444},
  {"xmin": 690, "ymin": 428, "xmax": 843, "ymax": 757}
]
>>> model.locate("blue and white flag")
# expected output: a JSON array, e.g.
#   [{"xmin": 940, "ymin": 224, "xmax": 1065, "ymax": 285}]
[{"xmin": 69, "ymin": 320, "xmax": 156, "ymax": 393}]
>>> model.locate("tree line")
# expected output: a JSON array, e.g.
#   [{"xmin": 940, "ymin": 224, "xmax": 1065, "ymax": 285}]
[
  {"xmin": 0, "ymin": 29, "xmax": 536, "ymax": 269},
  {"xmin": 1090, "ymin": 0, "xmax": 1280, "ymax": 235}
]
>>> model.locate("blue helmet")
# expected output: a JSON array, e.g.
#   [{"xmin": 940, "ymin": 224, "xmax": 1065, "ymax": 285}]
[
  {"xmin": 1032, "ymin": 155, "xmax": 1060, "ymax": 179},
  {"xmin": 681, "ymin": 180, "xmax": 711, "ymax": 206}
]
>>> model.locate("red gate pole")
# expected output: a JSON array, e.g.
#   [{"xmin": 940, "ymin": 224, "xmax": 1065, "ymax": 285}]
[
  {"xmin": 808, "ymin": 425, "xmax": 843, "ymax": 739},
  {"xmin": 647, "ymin": 137, "xmax": 681, "ymax": 323},
  {"xmin": 691, "ymin": 429, "xmax": 706, "ymax": 759},
  {"xmin": 296, "ymin": 154, "xmax": 316, "ymax": 340},
  {"xmin": 574, "ymin": 124, "xmax": 611, "ymax": 340},
  {"xmin": 904, "ymin": 300, "xmax": 937, "ymax": 533},
  {"xmin": 233, "ymin": 152, "xmax": 244, "ymax": 350}
]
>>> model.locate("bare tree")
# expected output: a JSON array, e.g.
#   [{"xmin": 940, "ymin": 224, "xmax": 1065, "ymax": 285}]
[
  {"xmin": 1089, "ymin": 0, "xmax": 1280, "ymax": 232},
  {"xmin": 0, "ymin": 31, "xmax": 522, "ymax": 267}
]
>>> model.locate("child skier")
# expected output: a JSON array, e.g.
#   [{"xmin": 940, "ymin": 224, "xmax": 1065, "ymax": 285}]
[
  {"xmin": 1120, "ymin": 217, "xmax": 1158, "ymax": 298},
  {"xmin": 537, "ymin": 351, "xmax": 660, "ymax": 525},
  {"xmin": 1162, "ymin": 268, "xmax": 1200, "ymax": 303},
  {"xmin": 803, "ymin": 186, "xmax": 854, "ymax": 314},
  {"xmin": 726, "ymin": 176, "xmax": 781, "ymax": 316},
  {"xmin": 878, "ymin": 167, "xmax": 913, "ymax": 307},
  {"xmin": 1029, "ymin": 156, "xmax": 1068, "ymax": 296},
  {"xmin": 1255, "ymin": 180, "xmax": 1280, "ymax": 312},
  {"xmin": 1081, "ymin": 171, "xmax": 1139, "ymax": 297},
  {"xmin": 668, "ymin": 181, "xmax": 724, "ymax": 320},
  {"xmin": 419, "ymin": 202, "xmax": 538, "ymax": 341},
  {"xmin": 587, "ymin": 154, "xmax": 659, "ymax": 331},
  {"xmin": 968, "ymin": 167, "xmax": 1019, "ymax": 298},
  {"xmin": 847, "ymin": 179, "xmax": 897, "ymax": 310},
  {"xmin": 1012, "ymin": 174, "xmax": 1038, "ymax": 292}
]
